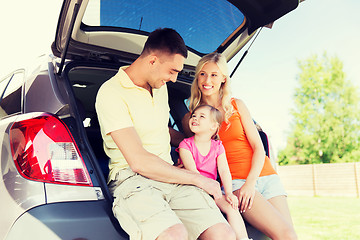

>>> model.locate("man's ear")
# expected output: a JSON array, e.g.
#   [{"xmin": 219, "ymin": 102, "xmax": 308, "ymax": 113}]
[{"xmin": 148, "ymin": 55, "xmax": 157, "ymax": 66}]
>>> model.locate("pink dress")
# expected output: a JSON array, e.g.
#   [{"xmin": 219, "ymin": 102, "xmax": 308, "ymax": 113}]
[{"xmin": 178, "ymin": 136, "xmax": 225, "ymax": 180}]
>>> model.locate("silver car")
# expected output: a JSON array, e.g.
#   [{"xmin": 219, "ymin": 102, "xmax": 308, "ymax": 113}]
[{"xmin": 0, "ymin": 0, "xmax": 299, "ymax": 239}]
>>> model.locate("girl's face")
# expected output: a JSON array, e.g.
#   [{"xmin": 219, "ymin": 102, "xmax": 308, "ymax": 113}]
[
  {"xmin": 197, "ymin": 62, "xmax": 225, "ymax": 97},
  {"xmin": 189, "ymin": 106, "xmax": 218, "ymax": 136}
]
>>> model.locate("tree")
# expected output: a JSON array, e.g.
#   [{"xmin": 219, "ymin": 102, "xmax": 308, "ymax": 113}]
[{"xmin": 278, "ymin": 54, "xmax": 360, "ymax": 165}]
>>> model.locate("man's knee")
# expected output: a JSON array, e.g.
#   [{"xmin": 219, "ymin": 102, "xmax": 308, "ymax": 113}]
[
  {"xmin": 156, "ymin": 223, "xmax": 188, "ymax": 240},
  {"xmin": 199, "ymin": 222, "xmax": 236, "ymax": 240}
]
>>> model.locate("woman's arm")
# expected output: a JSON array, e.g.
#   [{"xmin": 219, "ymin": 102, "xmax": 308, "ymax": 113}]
[
  {"xmin": 234, "ymin": 98, "xmax": 266, "ymax": 212},
  {"xmin": 235, "ymin": 98, "xmax": 265, "ymax": 183},
  {"xmin": 181, "ymin": 112, "xmax": 194, "ymax": 138},
  {"xmin": 169, "ymin": 127, "xmax": 185, "ymax": 146}
]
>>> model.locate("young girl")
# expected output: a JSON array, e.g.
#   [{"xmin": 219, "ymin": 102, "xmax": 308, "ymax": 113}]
[{"xmin": 178, "ymin": 104, "xmax": 251, "ymax": 240}]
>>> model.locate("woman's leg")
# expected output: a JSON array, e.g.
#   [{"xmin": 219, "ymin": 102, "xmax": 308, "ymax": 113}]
[
  {"xmin": 268, "ymin": 195, "xmax": 294, "ymax": 227},
  {"xmin": 239, "ymin": 191, "xmax": 297, "ymax": 240},
  {"xmin": 216, "ymin": 196, "xmax": 248, "ymax": 240}
]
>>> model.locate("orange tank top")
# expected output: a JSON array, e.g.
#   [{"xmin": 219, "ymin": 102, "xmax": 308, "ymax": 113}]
[{"xmin": 218, "ymin": 99, "xmax": 276, "ymax": 180}]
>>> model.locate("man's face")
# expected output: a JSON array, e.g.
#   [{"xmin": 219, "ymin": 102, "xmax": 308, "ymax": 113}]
[{"xmin": 149, "ymin": 53, "xmax": 185, "ymax": 89}]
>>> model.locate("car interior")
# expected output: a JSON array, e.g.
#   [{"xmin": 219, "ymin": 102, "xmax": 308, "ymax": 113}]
[{"xmin": 66, "ymin": 61, "xmax": 196, "ymax": 182}]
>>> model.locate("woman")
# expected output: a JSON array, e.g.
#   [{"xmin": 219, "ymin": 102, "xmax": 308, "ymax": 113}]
[{"xmin": 182, "ymin": 52, "xmax": 297, "ymax": 240}]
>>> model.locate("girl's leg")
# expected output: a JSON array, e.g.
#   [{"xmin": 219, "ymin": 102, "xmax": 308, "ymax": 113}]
[
  {"xmin": 216, "ymin": 196, "xmax": 248, "ymax": 240},
  {"xmin": 239, "ymin": 191, "xmax": 297, "ymax": 240}
]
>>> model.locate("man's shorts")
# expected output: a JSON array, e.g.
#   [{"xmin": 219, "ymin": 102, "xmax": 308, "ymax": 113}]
[
  {"xmin": 109, "ymin": 168, "xmax": 228, "ymax": 240},
  {"xmin": 230, "ymin": 174, "xmax": 287, "ymax": 200}
]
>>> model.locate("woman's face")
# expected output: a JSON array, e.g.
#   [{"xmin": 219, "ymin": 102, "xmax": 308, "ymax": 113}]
[{"xmin": 197, "ymin": 62, "xmax": 225, "ymax": 98}]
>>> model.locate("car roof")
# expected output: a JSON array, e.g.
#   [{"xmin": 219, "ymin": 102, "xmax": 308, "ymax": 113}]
[{"xmin": 52, "ymin": 0, "xmax": 298, "ymax": 70}]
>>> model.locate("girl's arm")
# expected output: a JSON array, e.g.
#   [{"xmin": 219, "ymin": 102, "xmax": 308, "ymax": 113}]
[
  {"xmin": 235, "ymin": 98, "xmax": 265, "ymax": 212},
  {"xmin": 217, "ymin": 152, "xmax": 238, "ymax": 209},
  {"xmin": 178, "ymin": 148, "xmax": 200, "ymax": 174}
]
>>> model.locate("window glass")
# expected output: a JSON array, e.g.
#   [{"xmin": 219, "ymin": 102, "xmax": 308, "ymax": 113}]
[
  {"xmin": 83, "ymin": 0, "xmax": 245, "ymax": 54},
  {"xmin": 0, "ymin": 70, "xmax": 24, "ymax": 118}
]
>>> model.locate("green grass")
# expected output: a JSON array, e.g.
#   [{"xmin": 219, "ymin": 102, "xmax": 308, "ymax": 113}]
[{"xmin": 288, "ymin": 196, "xmax": 360, "ymax": 240}]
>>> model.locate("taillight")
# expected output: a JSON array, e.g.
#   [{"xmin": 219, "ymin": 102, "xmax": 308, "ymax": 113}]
[{"xmin": 10, "ymin": 113, "xmax": 92, "ymax": 186}]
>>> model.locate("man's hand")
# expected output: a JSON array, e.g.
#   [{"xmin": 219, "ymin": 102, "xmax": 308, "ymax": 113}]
[{"xmin": 196, "ymin": 176, "xmax": 222, "ymax": 200}]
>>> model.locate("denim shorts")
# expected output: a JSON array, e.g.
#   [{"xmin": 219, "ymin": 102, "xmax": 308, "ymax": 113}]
[{"xmin": 230, "ymin": 174, "xmax": 287, "ymax": 200}]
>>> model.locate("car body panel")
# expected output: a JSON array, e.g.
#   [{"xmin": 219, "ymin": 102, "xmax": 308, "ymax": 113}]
[
  {"xmin": 0, "ymin": 114, "xmax": 46, "ymax": 239},
  {"xmin": 24, "ymin": 58, "xmax": 66, "ymax": 115}
]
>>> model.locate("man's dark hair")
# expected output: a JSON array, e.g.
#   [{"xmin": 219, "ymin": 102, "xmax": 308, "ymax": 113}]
[{"xmin": 141, "ymin": 28, "xmax": 188, "ymax": 58}]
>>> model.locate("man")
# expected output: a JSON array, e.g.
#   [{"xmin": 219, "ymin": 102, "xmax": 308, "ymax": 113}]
[{"xmin": 95, "ymin": 28, "xmax": 235, "ymax": 240}]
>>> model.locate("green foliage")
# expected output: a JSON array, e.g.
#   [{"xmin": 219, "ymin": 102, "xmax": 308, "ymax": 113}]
[{"xmin": 278, "ymin": 54, "xmax": 360, "ymax": 165}]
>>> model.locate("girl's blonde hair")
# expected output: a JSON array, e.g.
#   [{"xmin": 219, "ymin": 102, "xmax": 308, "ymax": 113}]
[
  {"xmin": 189, "ymin": 52, "xmax": 234, "ymax": 123},
  {"xmin": 191, "ymin": 104, "xmax": 223, "ymax": 140}
]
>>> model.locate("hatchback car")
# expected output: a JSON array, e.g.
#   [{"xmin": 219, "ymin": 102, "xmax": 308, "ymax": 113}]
[{"xmin": 0, "ymin": 0, "xmax": 299, "ymax": 239}]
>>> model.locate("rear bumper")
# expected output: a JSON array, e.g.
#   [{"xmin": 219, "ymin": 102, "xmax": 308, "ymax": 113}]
[
  {"xmin": 5, "ymin": 200, "xmax": 128, "ymax": 240},
  {"xmin": 5, "ymin": 199, "xmax": 269, "ymax": 240}
]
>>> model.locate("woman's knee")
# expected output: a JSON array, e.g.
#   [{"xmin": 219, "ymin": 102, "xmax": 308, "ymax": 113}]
[
  {"xmin": 269, "ymin": 224, "xmax": 297, "ymax": 240},
  {"xmin": 281, "ymin": 226, "xmax": 298, "ymax": 240}
]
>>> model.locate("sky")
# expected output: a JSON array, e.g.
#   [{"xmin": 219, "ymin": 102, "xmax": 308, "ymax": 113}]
[{"xmin": 1, "ymin": 0, "xmax": 359, "ymax": 156}]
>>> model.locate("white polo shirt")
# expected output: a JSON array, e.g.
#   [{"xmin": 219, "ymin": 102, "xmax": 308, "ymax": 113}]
[{"xmin": 95, "ymin": 66, "xmax": 172, "ymax": 182}]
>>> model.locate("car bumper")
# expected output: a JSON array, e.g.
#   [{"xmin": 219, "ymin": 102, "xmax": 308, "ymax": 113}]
[{"xmin": 5, "ymin": 200, "xmax": 128, "ymax": 240}]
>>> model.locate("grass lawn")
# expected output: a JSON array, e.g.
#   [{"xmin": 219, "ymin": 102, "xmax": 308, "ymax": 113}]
[{"xmin": 288, "ymin": 196, "xmax": 360, "ymax": 240}]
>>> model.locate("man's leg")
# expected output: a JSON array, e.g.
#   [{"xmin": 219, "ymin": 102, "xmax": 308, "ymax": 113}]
[
  {"xmin": 156, "ymin": 223, "xmax": 188, "ymax": 240},
  {"xmin": 169, "ymin": 184, "xmax": 234, "ymax": 240},
  {"xmin": 111, "ymin": 174, "xmax": 184, "ymax": 240}
]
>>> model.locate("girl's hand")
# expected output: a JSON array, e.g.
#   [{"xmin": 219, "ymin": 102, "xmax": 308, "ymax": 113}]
[
  {"xmin": 225, "ymin": 193, "xmax": 239, "ymax": 210},
  {"xmin": 234, "ymin": 182, "xmax": 255, "ymax": 213}
]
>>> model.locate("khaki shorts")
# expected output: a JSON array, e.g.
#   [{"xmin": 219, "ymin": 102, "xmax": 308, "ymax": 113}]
[{"xmin": 109, "ymin": 168, "xmax": 227, "ymax": 240}]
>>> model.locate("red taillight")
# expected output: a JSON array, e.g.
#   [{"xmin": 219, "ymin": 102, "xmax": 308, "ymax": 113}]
[{"xmin": 10, "ymin": 113, "xmax": 92, "ymax": 186}]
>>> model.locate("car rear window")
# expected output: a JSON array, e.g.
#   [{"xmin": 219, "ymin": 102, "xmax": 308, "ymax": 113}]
[{"xmin": 83, "ymin": 0, "xmax": 245, "ymax": 54}]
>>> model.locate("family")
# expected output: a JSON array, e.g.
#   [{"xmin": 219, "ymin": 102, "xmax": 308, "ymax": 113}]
[{"xmin": 95, "ymin": 28, "xmax": 297, "ymax": 240}]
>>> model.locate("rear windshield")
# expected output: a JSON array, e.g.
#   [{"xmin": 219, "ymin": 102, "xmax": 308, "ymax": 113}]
[{"xmin": 83, "ymin": 0, "xmax": 245, "ymax": 54}]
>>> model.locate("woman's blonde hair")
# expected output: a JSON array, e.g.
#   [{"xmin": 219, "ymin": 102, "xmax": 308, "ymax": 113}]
[
  {"xmin": 189, "ymin": 52, "xmax": 234, "ymax": 123},
  {"xmin": 191, "ymin": 104, "xmax": 223, "ymax": 140}
]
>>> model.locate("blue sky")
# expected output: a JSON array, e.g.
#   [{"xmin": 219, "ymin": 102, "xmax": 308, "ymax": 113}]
[{"xmin": 1, "ymin": 0, "xmax": 359, "ymax": 156}]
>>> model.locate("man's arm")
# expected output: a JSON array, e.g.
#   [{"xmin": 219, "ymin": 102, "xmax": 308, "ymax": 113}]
[{"xmin": 110, "ymin": 127, "xmax": 222, "ymax": 199}]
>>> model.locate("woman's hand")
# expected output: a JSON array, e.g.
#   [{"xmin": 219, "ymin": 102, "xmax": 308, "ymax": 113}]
[
  {"xmin": 225, "ymin": 193, "xmax": 239, "ymax": 210},
  {"xmin": 234, "ymin": 181, "xmax": 255, "ymax": 213}
]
